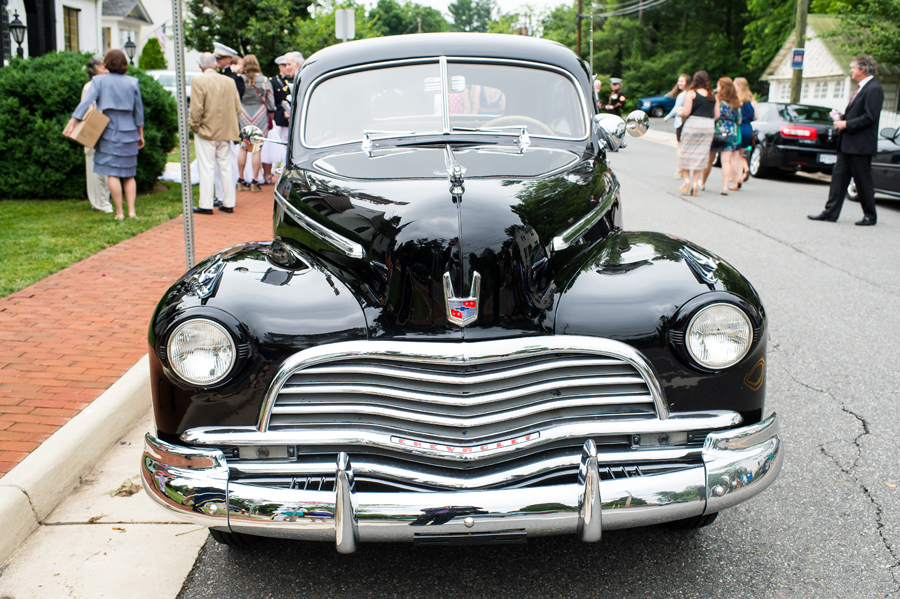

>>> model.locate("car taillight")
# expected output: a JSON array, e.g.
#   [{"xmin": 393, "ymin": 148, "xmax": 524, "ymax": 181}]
[{"xmin": 780, "ymin": 125, "xmax": 818, "ymax": 140}]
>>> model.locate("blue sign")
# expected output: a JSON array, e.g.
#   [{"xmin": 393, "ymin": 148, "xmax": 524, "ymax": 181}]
[{"xmin": 791, "ymin": 49, "xmax": 805, "ymax": 70}]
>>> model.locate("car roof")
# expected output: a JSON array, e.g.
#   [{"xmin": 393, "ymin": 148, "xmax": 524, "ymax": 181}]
[{"xmin": 300, "ymin": 33, "xmax": 588, "ymax": 83}]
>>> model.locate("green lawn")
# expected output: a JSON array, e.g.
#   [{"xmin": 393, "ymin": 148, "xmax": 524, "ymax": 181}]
[
  {"xmin": 0, "ymin": 182, "xmax": 198, "ymax": 298},
  {"xmin": 167, "ymin": 136, "xmax": 195, "ymax": 163}
]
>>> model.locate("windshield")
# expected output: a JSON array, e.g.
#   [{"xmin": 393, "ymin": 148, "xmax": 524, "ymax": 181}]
[
  {"xmin": 777, "ymin": 104, "xmax": 832, "ymax": 123},
  {"xmin": 303, "ymin": 60, "xmax": 586, "ymax": 147}
]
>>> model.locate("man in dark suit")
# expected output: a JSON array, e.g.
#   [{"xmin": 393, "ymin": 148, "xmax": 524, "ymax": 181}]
[{"xmin": 809, "ymin": 54, "xmax": 884, "ymax": 226}]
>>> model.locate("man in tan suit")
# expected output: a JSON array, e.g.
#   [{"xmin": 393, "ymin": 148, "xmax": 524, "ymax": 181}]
[{"xmin": 190, "ymin": 52, "xmax": 241, "ymax": 214}]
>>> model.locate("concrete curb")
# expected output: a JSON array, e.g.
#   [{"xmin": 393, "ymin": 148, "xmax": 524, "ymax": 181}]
[{"xmin": 0, "ymin": 355, "xmax": 151, "ymax": 565}]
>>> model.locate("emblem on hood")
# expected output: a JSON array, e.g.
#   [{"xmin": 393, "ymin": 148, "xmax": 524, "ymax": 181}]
[{"xmin": 443, "ymin": 271, "xmax": 481, "ymax": 327}]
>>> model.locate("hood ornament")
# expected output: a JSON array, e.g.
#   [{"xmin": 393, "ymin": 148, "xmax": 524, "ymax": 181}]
[{"xmin": 443, "ymin": 271, "xmax": 481, "ymax": 327}]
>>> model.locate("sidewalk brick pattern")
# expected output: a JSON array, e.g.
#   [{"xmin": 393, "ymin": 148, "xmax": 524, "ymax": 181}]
[{"xmin": 0, "ymin": 188, "xmax": 274, "ymax": 476}]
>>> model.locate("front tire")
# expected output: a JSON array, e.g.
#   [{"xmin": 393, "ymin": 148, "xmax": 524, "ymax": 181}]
[
  {"xmin": 650, "ymin": 106, "xmax": 665, "ymax": 118},
  {"xmin": 665, "ymin": 512, "xmax": 719, "ymax": 530},
  {"xmin": 846, "ymin": 177, "xmax": 859, "ymax": 202},
  {"xmin": 209, "ymin": 528, "xmax": 261, "ymax": 548},
  {"xmin": 749, "ymin": 145, "xmax": 769, "ymax": 178}
]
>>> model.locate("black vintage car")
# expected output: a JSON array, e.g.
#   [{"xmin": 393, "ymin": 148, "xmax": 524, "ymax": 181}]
[
  {"xmin": 748, "ymin": 102, "xmax": 839, "ymax": 178},
  {"xmin": 142, "ymin": 33, "xmax": 782, "ymax": 552},
  {"xmin": 847, "ymin": 126, "xmax": 900, "ymax": 201}
]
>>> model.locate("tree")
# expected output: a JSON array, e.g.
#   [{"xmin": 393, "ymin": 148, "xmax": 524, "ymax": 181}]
[
  {"xmin": 831, "ymin": 0, "xmax": 900, "ymax": 65},
  {"xmin": 448, "ymin": 0, "xmax": 496, "ymax": 32},
  {"xmin": 138, "ymin": 37, "xmax": 167, "ymax": 70},
  {"xmin": 369, "ymin": 0, "xmax": 449, "ymax": 36}
]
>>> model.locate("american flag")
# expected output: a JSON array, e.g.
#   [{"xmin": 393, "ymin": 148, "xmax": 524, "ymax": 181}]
[{"xmin": 153, "ymin": 22, "xmax": 168, "ymax": 53}]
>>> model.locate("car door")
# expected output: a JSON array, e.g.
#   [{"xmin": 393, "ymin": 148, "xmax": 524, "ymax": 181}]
[{"xmin": 871, "ymin": 129, "xmax": 900, "ymax": 196}]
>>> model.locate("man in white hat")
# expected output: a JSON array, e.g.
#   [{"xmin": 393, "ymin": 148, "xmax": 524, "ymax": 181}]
[{"xmin": 213, "ymin": 41, "xmax": 245, "ymax": 97}]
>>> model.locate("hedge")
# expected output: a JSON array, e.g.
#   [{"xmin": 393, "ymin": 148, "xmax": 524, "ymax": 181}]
[{"xmin": 0, "ymin": 51, "xmax": 178, "ymax": 199}]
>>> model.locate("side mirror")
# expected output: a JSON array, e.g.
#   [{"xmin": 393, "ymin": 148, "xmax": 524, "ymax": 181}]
[
  {"xmin": 593, "ymin": 110, "xmax": 650, "ymax": 152},
  {"xmin": 625, "ymin": 110, "xmax": 649, "ymax": 137},
  {"xmin": 880, "ymin": 127, "xmax": 897, "ymax": 141}
]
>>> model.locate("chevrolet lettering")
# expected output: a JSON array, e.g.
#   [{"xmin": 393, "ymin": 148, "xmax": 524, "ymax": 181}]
[{"xmin": 142, "ymin": 33, "xmax": 783, "ymax": 552}]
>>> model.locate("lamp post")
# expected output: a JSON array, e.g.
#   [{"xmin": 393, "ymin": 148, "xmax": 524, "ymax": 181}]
[
  {"xmin": 124, "ymin": 35, "xmax": 136, "ymax": 65},
  {"xmin": 9, "ymin": 10, "xmax": 27, "ymax": 58}
]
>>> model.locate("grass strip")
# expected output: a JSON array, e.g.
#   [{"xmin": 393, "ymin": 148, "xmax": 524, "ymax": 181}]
[{"xmin": 0, "ymin": 181, "xmax": 198, "ymax": 298}]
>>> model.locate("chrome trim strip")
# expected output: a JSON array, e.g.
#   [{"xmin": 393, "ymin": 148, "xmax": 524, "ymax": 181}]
[
  {"xmin": 188, "ymin": 411, "xmax": 741, "ymax": 464},
  {"xmin": 277, "ymin": 374, "xmax": 649, "ymax": 406},
  {"xmin": 271, "ymin": 394, "xmax": 653, "ymax": 428},
  {"xmin": 577, "ymin": 439, "xmax": 602, "ymax": 542},
  {"xmin": 143, "ymin": 414, "xmax": 781, "ymax": 549},
  {"xmin": 439, "ymin": 56, "xmax": 450, "ymax": 134},
  {"xmin": 273, "ymin": 189, "xmax": 365, "ymax": 259},
  {"xmin": 227, "ymin": 448, "xmax": 701, "ymax": 491},
  {"xmin": 551, "ymin": 177, "xmax": 620, "ymax": 252},
  {"xmin": 256, "ymin": 336, "xmax": 672, "ymax": 432}
]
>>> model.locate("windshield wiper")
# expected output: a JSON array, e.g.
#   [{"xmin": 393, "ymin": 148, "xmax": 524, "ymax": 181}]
[{"xmin": 361, "ymin": 130, "xmax": 417, "ymax": 156}]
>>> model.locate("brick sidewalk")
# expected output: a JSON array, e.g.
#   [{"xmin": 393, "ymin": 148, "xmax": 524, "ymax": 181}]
[{"xmin": 0, "ymin": 188, "xmax": 274, "ymax": 476}]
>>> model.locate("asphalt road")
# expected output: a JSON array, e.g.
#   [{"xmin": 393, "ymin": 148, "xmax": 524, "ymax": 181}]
[{"xmin": 177, "ymin": 127, "xmax": 900, "ymax": 599}]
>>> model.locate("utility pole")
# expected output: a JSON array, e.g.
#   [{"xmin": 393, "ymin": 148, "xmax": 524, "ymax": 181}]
[
  {"xmin": 790, "ymin": 0, "xmax": 809, "ymax": 103},
  {"xmin": 576, "ymin": 0, "xmax": 583, "ymax": 58}
]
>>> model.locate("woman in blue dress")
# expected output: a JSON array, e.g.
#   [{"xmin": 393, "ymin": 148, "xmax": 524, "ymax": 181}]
[
  {"xmin": 734, "ymin": 77, "xmax": 757, "ymax": 184},
  {"xmin": 714, "ymin": 77, "xmax": 742, "ymax": 195},
  {"xmin": 64, "ymin": 49, "xmax": 145, "ymax": 220}
]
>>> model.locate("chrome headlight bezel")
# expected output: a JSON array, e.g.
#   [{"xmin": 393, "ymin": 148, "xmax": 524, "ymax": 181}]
[
  {"xmin": 685, "ymin": 303, "xmax": 753, "ymax": 370},
  {"xmin": 166, "ymin": 318, "xmax": 237, "ymax": 386}
]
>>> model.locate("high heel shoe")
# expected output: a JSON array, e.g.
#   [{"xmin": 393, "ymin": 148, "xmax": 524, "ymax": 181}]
[
  {"xmin": 128, "ymin": 212, "xmax": 138, "ymax": 218},
  {"xmin": 690, "ymin": 185, "xmax": 698, "ymax": 197},
  {"xmin": 115, "ymin": 214, "xmax": 124, "ymax": 221},
  {"xmin": 679, "ymin": 182, "xmax": 690, "ymax": 193}
]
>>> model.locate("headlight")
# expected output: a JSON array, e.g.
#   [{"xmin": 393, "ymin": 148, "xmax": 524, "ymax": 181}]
[
  {"xmin": 167, "ymin": 319, "xmax": 236, "ymax": 385},
  {"xmin": 686, "ymin": 304, "xmax": 752, "ymax": 369}
]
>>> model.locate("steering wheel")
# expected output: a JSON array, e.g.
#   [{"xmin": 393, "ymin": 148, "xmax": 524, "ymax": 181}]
[{"xmin": 482, "ymin": 115, "xmax": 554, "ymax": 136}]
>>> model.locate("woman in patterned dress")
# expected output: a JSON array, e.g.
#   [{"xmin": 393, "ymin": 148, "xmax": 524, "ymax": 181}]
[
  {"xmin": 715, "ymin": 77, "xmax": 743, "ymax": 195},
  {"xmin": 236, "ymin": 54, "xmax": 275, "ymax": 192},
  {"xmin": 64, "ymin": 49, "xmax": 144, "ymax": 219},
  {"xmin": 677, "ymin": 71, "xmax": 720, "ymax": 196}
]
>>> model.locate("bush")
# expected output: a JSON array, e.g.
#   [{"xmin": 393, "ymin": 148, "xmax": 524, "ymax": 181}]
[
  {"xmin": 139, "ymin": 37, "xmax": 167, "ymax": 70},
  {"xmin": 0, "ymin": 52, "xmax": 178, "ymax": 199}
]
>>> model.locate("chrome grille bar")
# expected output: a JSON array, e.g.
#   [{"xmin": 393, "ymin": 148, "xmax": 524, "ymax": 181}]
[{"xmin": 258, "ymin": 337, "xmax": 670, "ymax": 439}]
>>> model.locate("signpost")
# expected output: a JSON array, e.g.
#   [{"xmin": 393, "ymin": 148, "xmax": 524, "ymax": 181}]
[{"xmin": 335, "ymin": 9, "xmax": 355, "ymax": 43}]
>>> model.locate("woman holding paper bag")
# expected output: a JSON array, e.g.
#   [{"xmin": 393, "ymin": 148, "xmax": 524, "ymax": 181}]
[
  {"xmin": 64, "ymin": 49, "xmax": 145, "ymax": 220},
  {"xmin": 81, "ymin": 55, "xmax": 113, "ymax": 213}
]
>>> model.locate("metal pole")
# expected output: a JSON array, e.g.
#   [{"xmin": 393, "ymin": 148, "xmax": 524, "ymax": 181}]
[
  {"xmin": 589, "ymin": 10, "xmax": 594, "ymax": 75},
  {"xmin": 790, "ymin": 0, "xmax": 809, "ymax": 104},
  {"xmin": 170, "ymin": 0, "xmax": 195, "ymax": 269}
]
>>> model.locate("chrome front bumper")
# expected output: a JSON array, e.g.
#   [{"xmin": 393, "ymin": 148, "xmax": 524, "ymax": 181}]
[{"xmin": 141, "ymin": 414, "xmax": 782, "ymax": 553}]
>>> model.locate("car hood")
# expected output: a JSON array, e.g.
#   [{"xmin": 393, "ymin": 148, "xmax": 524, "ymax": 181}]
[{"xmin": 275, "ymin": 144, "xmax": 615, "ymax": 340}]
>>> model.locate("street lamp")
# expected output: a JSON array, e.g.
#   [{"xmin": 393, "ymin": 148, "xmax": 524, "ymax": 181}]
[
  {"xmin": 9, "ymin": 10, "xmax": 27, "ymax": 58},
  {"xmin": 124, "ymin": 35, "xmax": 136, "ymax": 65}
]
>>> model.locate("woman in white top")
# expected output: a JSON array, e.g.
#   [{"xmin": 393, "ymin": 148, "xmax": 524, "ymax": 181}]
[
  {"xmin": 81, "ymin": 55, "xmax": 112, "ymax": 213},
  {"xmin": 663, "ymin": 73, "xmax": 691, "ymax": 179}
]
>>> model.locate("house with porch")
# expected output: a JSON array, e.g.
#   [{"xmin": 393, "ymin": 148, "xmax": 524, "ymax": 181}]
[{"xmin": 762, "ymin": 14, "xmax": 900, "ymax": 129}]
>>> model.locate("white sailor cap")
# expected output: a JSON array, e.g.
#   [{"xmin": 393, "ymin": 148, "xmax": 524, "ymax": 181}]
[
  {"xmin": 213, "ymin": 42, "xmax": 238, "ymax": 58},
  {"xmin": 274, "ymin": 54, "xmax": 287, "ymax": 65},
  {"xmin": 610, "ymin": 77, "xmax": 622, "ymax": 85}
]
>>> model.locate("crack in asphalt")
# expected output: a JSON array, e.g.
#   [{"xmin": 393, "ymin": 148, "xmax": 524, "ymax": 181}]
[{"xmin": 782, "ymin": 364, "xmax": 900, "ymax": 593}]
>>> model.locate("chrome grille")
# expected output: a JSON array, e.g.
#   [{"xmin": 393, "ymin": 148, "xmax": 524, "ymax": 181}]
[{"xmin": 261, "ymin": 338, "xmax": 664, "ymax": 443}]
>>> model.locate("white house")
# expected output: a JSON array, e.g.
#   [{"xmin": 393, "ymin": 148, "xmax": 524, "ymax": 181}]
[
  {"xmin": 2, "ymin": 0, "xmax": 199, "ymax": 69},
  {"xmin": 762, "ymin": 14, "xmax": 900, "ymax": 129}
]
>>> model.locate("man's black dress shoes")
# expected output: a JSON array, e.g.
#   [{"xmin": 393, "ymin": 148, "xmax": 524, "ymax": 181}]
[
  {"xmin": 213, "ymin": 199, "xmax": 223, "ymax": 207},
  {"xmin": 855, "ymin": 217, "xmax": 876, "ymax": 226},
  {"xmin": 218, "ymin": 206, "xmax": 234, "ymax": 213},
  {"xmin": 192, "ymin": 207, "xmax": 213, "ymax": 215},
  {"xmin": 807, "ymin": 212, "xmax": 837, "ymax": 222}
]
